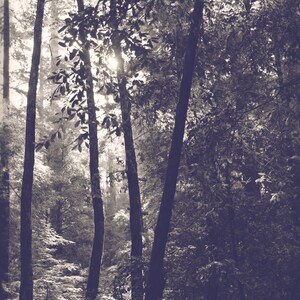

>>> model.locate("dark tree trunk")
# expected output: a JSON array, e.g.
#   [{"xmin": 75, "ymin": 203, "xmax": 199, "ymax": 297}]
[
  {"xmin": 112, "ymin": 35, "xmax": 144, "ymax": 300},
  {"xmin": 50, "ymin": 199, "xmax": 63, "ymax": 235},
  {"xmin": 0, "ymin": 0, "xmax": 10, "ymax": 296},
  {"xmin": 19, "ymin": 0, "xmax": 45, "ymax": 299},
  {"xmin": 76, "ymin": 1, "xmax": 105, "ymax": 299},
  {"xmin": 145, "ymin": 1, "xmax": 204, "ymax": 299},
  {"xmin": 110, "ymin": 0, "xmax": 144, "ymax": 297}
]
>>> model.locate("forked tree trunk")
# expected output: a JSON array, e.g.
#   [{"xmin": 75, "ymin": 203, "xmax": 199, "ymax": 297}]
[
  {"xmin": 145, "ymin": 1, "xmax": 204, "ymax": 299},
  {"xmin": 76, "ymin": 1, "xmax": 105, "ymax": 299},
  {"xmin": 19, "ymin": 0, "xmax": 45, "ymax": 299},
  {"xmin": 0, "ymin": 0, "xmax": 10, "ymax": 296}
]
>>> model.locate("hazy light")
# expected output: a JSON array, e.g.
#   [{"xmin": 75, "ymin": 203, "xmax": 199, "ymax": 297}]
[{"xmin": 106, "ymin": 56, "xmax": 118, "ymax": 71}]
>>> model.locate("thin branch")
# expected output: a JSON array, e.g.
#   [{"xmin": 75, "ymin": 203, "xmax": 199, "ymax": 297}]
[{"xmin": 9, "ymin": 183, "xmax": 21, "ymax": 200}]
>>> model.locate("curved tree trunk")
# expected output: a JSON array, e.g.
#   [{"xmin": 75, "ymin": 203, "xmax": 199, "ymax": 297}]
[
  {"xmin": 0, "ymin": 0, "xmax": 10, "ymax": 296},
  {"xmin": 110, "ymin": 1, "xmax": 144, "ymax": 298},
  {"xmin": 112, "ymin": 36, "xmax": 144, "ymax": 300},
  {"xmin": 76, "ymin": 1, "xmax": 105, "ymax": 299},
  {"xmin": 19, "ymin": 0, "xmax": 45, "ymax": 299},
  {"xmin": 145, "ymin": 1, "xmax": 204, "ymax": 299}
]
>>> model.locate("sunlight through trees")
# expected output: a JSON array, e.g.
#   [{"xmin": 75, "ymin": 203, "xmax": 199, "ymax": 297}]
[{"xmin": 0, "ymin": 0, "xmax": 299, "ymax": 299}]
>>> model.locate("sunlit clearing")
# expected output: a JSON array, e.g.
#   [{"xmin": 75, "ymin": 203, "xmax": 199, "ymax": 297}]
[{"xmin": 106, "ymin": 56, "xmax": 118, "ymax": 71}]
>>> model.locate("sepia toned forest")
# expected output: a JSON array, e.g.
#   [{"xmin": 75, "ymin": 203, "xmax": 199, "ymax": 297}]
[{"xmin": 0, "ymin": 0, "xmax": 299, "ymax": 299}]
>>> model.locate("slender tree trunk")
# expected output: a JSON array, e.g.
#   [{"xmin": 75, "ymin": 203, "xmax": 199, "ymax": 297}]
[
  {"xmin": 108, "ymin": 150, "xmax": 116, "ymax": 214},
  {"xmin": 110, "ymin": 0, "xmax": 144, "ymax": 297},
  {"xmin": 0, "ymin": 0, "xmax": 10, "ymax": 296},
  {"xmin": 112, "ymin": 35, "xmax": 144, "ymax": 300},
  {"xmin": 144, "ymin": 1, "xmax": 204, "ymax": 299},
  {"xmin": 76, "ymin": 1, "xmax": 105, "ymax": 299},
  {"xmin": 19, "ymin": 0, "xmax": 45, "ymax": 299}
]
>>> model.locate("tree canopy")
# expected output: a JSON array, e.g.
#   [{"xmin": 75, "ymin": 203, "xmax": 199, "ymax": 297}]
[{"xmin": 0, "ymin": 0, "xmax": 299, "ymax": 299}]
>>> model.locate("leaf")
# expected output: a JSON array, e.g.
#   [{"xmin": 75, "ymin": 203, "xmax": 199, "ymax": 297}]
[
  {"xmin": 148, "ymin": 39, "xmax": 153, "ymax": 49},
  {"xmin": 35, "ymin": 143, "xmax": 44, "ymax": 152},
  {"xmin": 51, "ymin": 133, "xmax": 56, "ymax": 142},
  {"xmin": 111, "ymin": 118, "xmax": 118, "ymax": 127},
  {"xmin": 48, "ymin": 74, "xmax": 56, "ymax": 80},
  {"xmin": 116, "ymin": 127, "xmax": 121, "ymax": 136},
  {"xmin": 58, "ymin": 25, "xmax": 67, "ymax": 33},
  {"xmin": 58, "ymin": 42, "xmax": 67, "ymax": 47},
  {"xmin": 103, "ymin": 70, "xmax": 110, "ymax": 77},
  {"xmin": 106, "ymin": 118, "xmax": 111, "ymax": 129},
  {"xmin": 45, "ymin": 140, "xmax": 50, "ymax": 149},
  {"xmin": 75, "ymin": 120, "xmax": 81, "ymax": 127},
  {"xmin": 70, "ymin": 49, "xmax": 77, "ymax": 60},
  {"xmin": 101, "ymin": 116, "xmax": 109, "ymax": 126},
  {"xmin": 69, "ymin": 113, "xmax": 76, "ymax": 120},
  {"xmin": 60, "ymin": 85, "xmax": 66, "ymax": 95}
]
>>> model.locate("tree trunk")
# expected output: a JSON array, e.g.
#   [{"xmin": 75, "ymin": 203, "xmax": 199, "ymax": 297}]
[
  {"xmin": 110, "ymin": 0, "xmax": 144, "ymax": 297},
  {"xmin": 144, "ymin": 1, "xmax": 204, "ymax": 299},
  {"xmin": 107, "ymin": 150, "xmax": 116, "ymax": 215},
  {"xmin": 76, "ymin": 1, "xmax": 105, "ymax": 299},
  {"xmin": 0, "ymin": 0, "xmax": 10, "ymax": 296},
  {"xmin": 19, "ymin": 0, "xmax": 45, "ymax": 299},
  {"xmin": 112, "ymin": 36, "xmax": 144, "ymax": 300}
]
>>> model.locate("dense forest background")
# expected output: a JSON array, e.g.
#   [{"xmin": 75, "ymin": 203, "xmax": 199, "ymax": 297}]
[{"xmin": 0, "ymin": 0, "xmax": 299, "ymax": 299}]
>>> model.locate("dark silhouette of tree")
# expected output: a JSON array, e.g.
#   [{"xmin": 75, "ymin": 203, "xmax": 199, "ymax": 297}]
[
  {"xmin": 145, "ymin": 0, "xmax": 204, "ymax": 299},
  {"xmin": 76, "ymin": 0, "xmax": 105, "ymax": 299},
  {"xmin": 0, "ymin": 0, "xmax": 10, "ymax": 297},
  {"xmin": 110, "ymin": 0, "xmax": 144, "ymax": 298},
  {"xmin": 19, "ymin": 0, "xmax": 45, "ymax": 299}
]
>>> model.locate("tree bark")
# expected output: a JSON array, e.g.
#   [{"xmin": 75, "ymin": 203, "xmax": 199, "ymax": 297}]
[
  {"xmin": 144, "ymin": 1, "xmax": 204, "ymax": 299},
  {"xmin": 76, "ymin": 1, "xmax": 105, "ymax": 299},
  {"xmin": 112, "ymin": 36, "xmax": 144, "ymax": 300},
  {"xmin": 0, "ymin": 0, "xmax": 10, "ymax": 296},
  {"xmin": 110, "ymin": 1, "xmax": 144, "ymax": 298},
  {"xmin": 19, "ymin": 0, "xmax": 45, "ymax": 299}
]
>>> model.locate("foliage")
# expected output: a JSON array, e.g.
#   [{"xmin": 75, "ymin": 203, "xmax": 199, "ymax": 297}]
[{"xmin": 2, "ymin": 0, "xmax": 300, "ymax": 298}]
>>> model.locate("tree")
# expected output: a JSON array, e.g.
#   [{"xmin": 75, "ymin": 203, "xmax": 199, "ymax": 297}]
[
  {"xmin": 145, "ymin": 0, "xmax": 204, "ymax": 299},
  {"xmin": 76, "ymin": 1, "xmax": 105, "ymax": 299},
  {"xmin": 19, "ymin": 0, "xmax": 45, "ymax": 299},
  {"xmin": 0, "ymin": 0, "xmax": 10, "ymax": 297},
  {"xmin": 110, "ymin": 0, "xmax": 144, "ymax": 298},
  {"xmin": 1, "ymin": 0, "xmax": 298, "ymax": 298}
]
